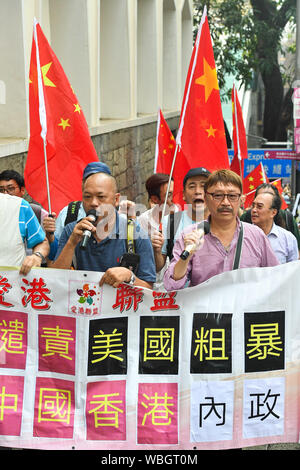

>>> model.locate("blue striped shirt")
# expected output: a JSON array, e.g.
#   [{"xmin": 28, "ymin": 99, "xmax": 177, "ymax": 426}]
[{"xmin": 19, "ymin": 200, "xmax": 45, "ymax": 248}]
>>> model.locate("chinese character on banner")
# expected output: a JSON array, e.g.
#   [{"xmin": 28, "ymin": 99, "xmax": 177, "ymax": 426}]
[
  {"xmin": 199, "ymin": 396, "xmax": 226, "ymax": 427},
  {"xmin": 112, "ymin": 284, "xmax": 144, "ymax": 313},
  {"xmin": 21, "ymin": 278, "xmax": 52, "ymax": 310},
  {"xmin": 244, "ymin": 311, "xmax": 285, "ymax": 373},
  {"xmin": 150, "ymin": 292, "xmax": 180, "ymax": 311},
  {"xmin": 190, "ymin": 313, "xmax": 232, "ymax": 374},
  {"xmin": 190, "ymin": 380, "xmax": 235, "ymax": 443},
  {"xmin": 38, "ymin": 315, "xmax": 76, "ymax": 376},
  {"xmin": 88, "ymin": 317, "xmax": 128, "ymax": 376},
  {"xmin": 139, "ymin": 316, "xmax": 179, "ymax": 375},
  {"xmin": 33, "ymin": 377, "xmax": 75, "ymax": 438},
  {"xmin": 137, "ymin": 382, "xmax": 178, "ymax": 444},
  {"xmin": 0, "ymin": 311, "xmax": 28, "ymax": 370},
  {"xmin": 86, "ymin": 380, "xmax": 126, "ymax": 441},
  {"xmin": 0, "ymin": 375, "xmax": 25, "ymax": 437},
  {"xmin": 0, "ymin": 276, "xmax": 14, "ymax": 308},
  {"xmin": 243, "ymin": 377, "xmax": 285, "ymax": 439}
]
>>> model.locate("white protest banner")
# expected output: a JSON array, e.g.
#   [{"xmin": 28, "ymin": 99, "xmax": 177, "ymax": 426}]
[{"xmin": 0, "ymin": 261, "xmax": 298, "ymax": 450}]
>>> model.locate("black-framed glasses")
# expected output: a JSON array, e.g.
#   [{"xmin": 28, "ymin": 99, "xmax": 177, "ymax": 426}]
[
  {"xmin": 206, "ymin": 192, "xmax": 241, "ymax": 202},
  {"xmin": 0, "ymin": 185, "xmax": 19, "ymax": 194}
]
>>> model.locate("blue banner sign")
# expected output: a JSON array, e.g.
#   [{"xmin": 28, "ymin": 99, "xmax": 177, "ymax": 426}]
[{"xmin": 228, "ymin": 149, "xmax": 292, "ymax": 179}]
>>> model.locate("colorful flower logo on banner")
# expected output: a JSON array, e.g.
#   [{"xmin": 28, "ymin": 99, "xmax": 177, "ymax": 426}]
[
  {"xmin": 68, "ymin": 279, "xmax": 102, "ymax": 316},
  {"xmin": 77, "ymin": 283, "xmax": 97, "ymax": 305}
]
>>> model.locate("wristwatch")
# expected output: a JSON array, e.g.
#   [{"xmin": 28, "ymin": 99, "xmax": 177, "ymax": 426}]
[
  {"xmin": 33, "ymin": 251, "xmax": 46, "ymax": 265},
  {"xmin": 127, "ymin": 271, "xmax": 136, "ymax": 286}
]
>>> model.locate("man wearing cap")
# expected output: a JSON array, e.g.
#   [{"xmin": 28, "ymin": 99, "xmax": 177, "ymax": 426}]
[
  {"xmin": 45, "ymin": 162, "xmax": 117, "ymax": 263},
  {"xmin": 52, "ymin": 166, "xmax": 156, "ymax": 289},
  {"xmin": 164, "ymin": 169, "xmax": 279, "ymax": 291},
  {"xmin": 137, "ymin": 173, "xmax": 178, "ymax": 290},
  {"xmin": 45, "ymin": 162, "xmax": 111, "ymax": 242},
  {"xmin": 152, "ymin": 167, "xmax": 211, "ymax": 273}
]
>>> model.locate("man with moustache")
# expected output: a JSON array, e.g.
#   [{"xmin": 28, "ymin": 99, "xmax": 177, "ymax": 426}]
[
  {"xmin": 52, "ymin": 169, "xmax": 156, "ymax": 289},
  {"xmin": 163, "ymin": 169, "xmax": 279, "ymax": 290}
]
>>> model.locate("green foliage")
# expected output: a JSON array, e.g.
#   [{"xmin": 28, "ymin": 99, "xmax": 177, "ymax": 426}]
[{"xmin": 193, "ymin": 0, "xmax": 296, "ymax": 100}]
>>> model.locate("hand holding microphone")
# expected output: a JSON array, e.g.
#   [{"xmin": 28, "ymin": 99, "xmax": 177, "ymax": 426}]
[
  {"xmin": 180, "ymin": 221, "xmax": 210, "ymax": 260},
  {"xmin": 80, "ymin": 209, "xmax": 97, "ymax": 250}
]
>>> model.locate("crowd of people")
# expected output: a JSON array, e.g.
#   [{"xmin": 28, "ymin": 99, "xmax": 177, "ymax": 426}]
[{"xmin": 0, "ymin": 161, "xmax": 299, "ymax": 290}]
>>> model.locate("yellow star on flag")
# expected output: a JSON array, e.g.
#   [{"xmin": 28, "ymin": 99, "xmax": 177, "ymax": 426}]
[
  {"xmin": 248, "ymin": 176, "xmax": 254, "ymax": 181},
  {"xmin": 205, "ymin": 124, "xmax": 217, "ymax": 138},
  {"xmin": 41, "ymin": 63, "xmax": 56, "ymax": 87},
  {"xmin": 195, "ymin": 58, "xmax": 219, "ymax": 102},
  {"xmin": 74, "ymin": 103, "xmax": 81, "ymax": 114},
  {"xmin": 249, "ymin": 185, "xmax": 254, "ymax": 190},
  {"xmin": 58, "ymin": 118, "xmax": 71, "ymax": 131}
]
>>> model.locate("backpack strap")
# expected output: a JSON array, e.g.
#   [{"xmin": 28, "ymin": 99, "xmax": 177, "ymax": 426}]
[
  {"xmin": 233, "ymin": 222, "xmax": 244, "ymax": 270},
  {"xmin": 65, "ymin": 201, "xmax": 81, "ymax": 226},
  {"xmin": 166, "ymin": 211, "xmax": 183, "ymax": 259},
  {"xmin": 127, "ymin": 218, "xmax": 136, "ymax": 254}
]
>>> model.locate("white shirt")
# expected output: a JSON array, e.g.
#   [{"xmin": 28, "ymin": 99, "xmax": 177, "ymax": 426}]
[
  {"xmin": 0, "ymin": 193, "xmax": 25, "ymax": 266},
  {"xmin": 138, "ymin": 206, "xmax": 178, "ymax": 291},
  {"xmin": 267, "ymin": 223, "xmax": 298, "ymax": 264}
]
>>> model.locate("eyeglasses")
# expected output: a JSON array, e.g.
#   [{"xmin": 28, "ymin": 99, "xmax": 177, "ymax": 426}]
[
  {"xmin": 0, "ymin": 185, "xmax": 19, "ymax": 194},
  {"xmin": 206, "ymin": 192, "xmax": 241, "ymax": 202}
]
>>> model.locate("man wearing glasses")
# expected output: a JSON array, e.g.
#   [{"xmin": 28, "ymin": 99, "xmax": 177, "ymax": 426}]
[{"xmin": 163, "ymin": 169, "xmax": 279, "ymax": 290}]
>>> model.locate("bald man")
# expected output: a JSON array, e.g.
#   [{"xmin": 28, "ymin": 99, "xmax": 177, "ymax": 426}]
[{"xmin": 52, "ymin": 171, "xmax": 156, "ymax": 289}]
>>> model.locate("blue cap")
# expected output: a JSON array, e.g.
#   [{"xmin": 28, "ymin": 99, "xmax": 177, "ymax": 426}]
[{"xmin": 83, "ymin": 162, "xmax": 111, "ymax": 180}]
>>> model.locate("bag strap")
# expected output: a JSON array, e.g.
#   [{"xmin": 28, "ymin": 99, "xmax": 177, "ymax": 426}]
[
  {"xmin": 232, "ymin": 222, "xmax": 244, "ymax": 270},
  {"xmin": 65, "ymin": 201, "xmax": 81, "ymax": 226},
  {"xmin": 166, "ymin": 211, "xmax": 182, "ymax": 259},
  {"xmin": 127, "ymin": 218, "xmax": 136, "ymax": 254}
]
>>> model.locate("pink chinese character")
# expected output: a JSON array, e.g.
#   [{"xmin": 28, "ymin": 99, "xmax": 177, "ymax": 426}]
[{"xmin": 137, "ymin": 383, "xmax": 178, "ymax": 444}]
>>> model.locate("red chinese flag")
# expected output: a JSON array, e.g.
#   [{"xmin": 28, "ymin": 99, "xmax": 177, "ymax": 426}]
[
  {"xmin": 230, "ymin": 84, "xmax": 248, "ymax": 178},
  {"xmin": 154, "ymin": 109, "xmax": 176, "ymax": 174},
  {"xmin": 154, "ymin": 109, "xmax": 189, "ymax": 208},
  {"xmin": 243, "ymin": 162, "xmax": 268, "ymax": 209},
  {"xmin": 176, "ymin": 7, "xmax": 229, "ymax": 172},
  {"xmin": 271, "ymin": 179, "xmax": 288, "ymax": 209},
  {"xmin": 25, "ymin": 20, "xmax": 98, "ymax": 214}
]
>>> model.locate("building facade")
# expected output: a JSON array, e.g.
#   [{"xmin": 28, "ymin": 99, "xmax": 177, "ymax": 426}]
[{"xmin": 0, "ymin": 0, "xmax": 193, "ymax": 205}]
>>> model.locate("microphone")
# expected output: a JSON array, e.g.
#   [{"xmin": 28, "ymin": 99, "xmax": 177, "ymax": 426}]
[
  {"xmin": 80, "ymin": 209, "xmax": 97, "ymax": 250},
  {"xmin": 180, "ymin": 220, "xmax": 210, "ymax": 260}
]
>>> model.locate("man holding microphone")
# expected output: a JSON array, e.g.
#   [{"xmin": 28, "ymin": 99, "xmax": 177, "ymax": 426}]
[{"xmin": 163, "ymin": 169, "xmax": 279, "ymax": 290}]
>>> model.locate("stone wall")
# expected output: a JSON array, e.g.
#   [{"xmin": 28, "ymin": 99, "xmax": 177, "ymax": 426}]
[{"xmin": 0, "ymin": 115, "xmax": 180, "ymax": 209}]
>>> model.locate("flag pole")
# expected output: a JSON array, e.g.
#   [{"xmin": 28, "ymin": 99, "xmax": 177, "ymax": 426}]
[
  {"xmin": 160, "ymin": 7, "xmax": 207, "ymax": 226},
  {"xmin": 233, "ymin": 84, "xmax": 243, "ymax": 178},
  {"xmin": 43, "ymin": 140, "xmax": 52, "ymax": 214},
  {"xmin": 154, "ymin": 108, "xmax": 161, "ymax": 173},
  {"xmin": 160, "ymin": 144, "xmax": 179, "ymax": 225},
  {"xmin": 33, "ymin": 18, "xmax": 52, "ymax": 214}
]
